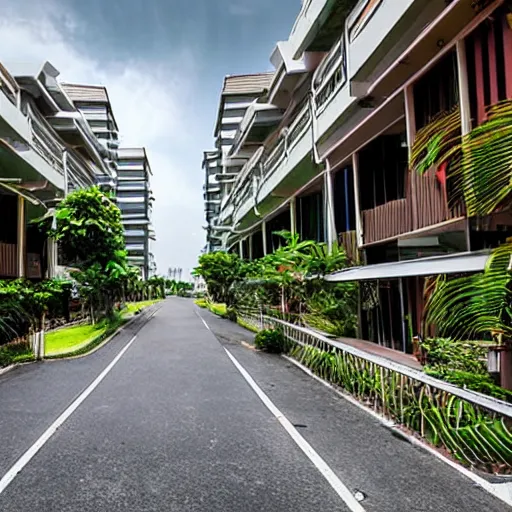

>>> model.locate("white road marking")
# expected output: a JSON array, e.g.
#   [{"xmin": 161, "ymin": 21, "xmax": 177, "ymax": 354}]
[
  {"xmin": 224, "ymin": 347, "xmax": 366, "ymax": 512},
  {"xmin": 195, "ymin": 310, "xmax": 211, "ymax": 331},
  {"xmin": 0, "ymin": 334, "xmax": 139, "ymax": 495},
  {"xmin": 283, "ymin": 355, "xmax": 512, "ymax": 509}
]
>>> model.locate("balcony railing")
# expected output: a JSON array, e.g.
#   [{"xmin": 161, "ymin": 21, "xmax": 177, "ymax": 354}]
[
  {"xmin": 28, "ymin": 106, "xmax": 64, "ymax": 174},
  {"xmin": 0, "ymin": 242, "xmax": 17, "ymax": 277},
  {"xmin": 312, "ymin": 36, "xmax": 347, "ymax": 114},
  {"xmin": 363, "ymin": 198, "xmax": 412, "ymax": 245},
  {"xmin": 338, "ymin": 230, "xmax": 359, "ymax": 264},
  {"xmin": 238, "ymin": 312, "xmax": 512, "ymax": 474},
  {"xmin": 263, "ymin": 102, "xmax": 311, "ymax": 179},
  {"xmin": 0, "ymin": 63, "xmax": 20, "ymax": 106}
]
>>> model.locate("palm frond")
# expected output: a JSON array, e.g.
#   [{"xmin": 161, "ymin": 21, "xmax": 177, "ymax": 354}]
[
  {"xmin": 424, "ymin": 244, "xmax": 512, "ymax": 341},
  {"xmin": 410, "ymin": 107, "xmax": 461, "ymax": 175},
  {"xmin": 453, "ymin": 100, "xmax": 512, "ymax": 216}
]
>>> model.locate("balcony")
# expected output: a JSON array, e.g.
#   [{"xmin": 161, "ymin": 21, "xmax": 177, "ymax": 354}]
[
  {"xmin": 363, "ymin": 198, "xmax": 412, "ymax": 245},
  {"xmin": 230, "ymin": 102, "xmax": 284, "ymax": 157},
  {"xmin": 233, "ymin": 102, "xmax": 314, "ymax": 225},
  {"xmin": 28, "ymin": 105, "xmax": 64, "ymax": 175},
  {"xmin": 312, "ymin": 36, "xmax": 347, "ymax": 115},
  {"xmin": 362, "ymin": 168, "xmax": 465, "ymax": 246},
  {"xmin": 288, "ymin": 0, "xmax": 358, "ymax": 59}
]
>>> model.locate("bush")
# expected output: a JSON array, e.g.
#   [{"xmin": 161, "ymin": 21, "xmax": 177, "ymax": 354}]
[
  {"xmin": 420, "ymin": 337, "xmax": 488, "ymax": 374},
  {"xmin": 254, "ymin": 329, "xmax": 287, "ymax": 354},
  {"xmin": 194, "ymin": 298, "xmax": 207, "ymax": 309},
  {"xmin": 0, "ymin": 342, "xmax": 33, "ymax": 368},
  {"xmin": 425, "ymin": 368, "xmax": 512, "ymax": 402}
]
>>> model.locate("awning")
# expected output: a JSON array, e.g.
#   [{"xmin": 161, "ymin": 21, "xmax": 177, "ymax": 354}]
[{"xmin": 325, "ymin": 251, "xmax": 490, "ymax": 283}]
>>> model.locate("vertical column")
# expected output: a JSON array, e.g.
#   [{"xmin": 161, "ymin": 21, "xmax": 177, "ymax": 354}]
[
  {"xmin": 324, "ymin": 164, "xmax": 337, "ymax": 250},
  {"xmin": 404, "ymin": 86, "xmax": 418, "ymax": 231},
  {"xmin": 17, "ymin": 196, "xmax": 25, "ymax": 278},
  {"xmin": 351, "ymin": 153, "xmax": 364, "ymax": 248},
  {"xmin": 248, "ymin": 234, "xmax": 253, "ymax": 261},
  {"xmin": 238, "ymin": 239, "xmax": 244, "ymax": 259},
  {"xmin": 289, "ymin": 197, "xmax": 297, "ymax": 236},
  {"xmin": 457, "ymin": 39, "xmax": 473, "ymax": 251},
  {"xmin": 63, "ymin": 150, "xmax": 69, "ymax": 197},
  {"xmin": 457, "ymin": 40, "xmax": 472, "ymax": 137},
  {"xmin": 47, "ymin": 237, "xmax": 57, "ymax": 278},
  {"xmin": 262, "ymin": 221, "xmax": 268, "ymax": 256}
]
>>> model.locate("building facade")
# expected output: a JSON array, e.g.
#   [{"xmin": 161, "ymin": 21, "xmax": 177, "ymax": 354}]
[
  {"xmin": 116, "ymin": 147, "xmax": 154, "ymax": 279},
  {"xmin": 202, "ymin": 0, "xmax": 512, "ymax": 353},
  {"xmin": 0, "ymin": 60, "xmax": 156, "ymax": 280}
]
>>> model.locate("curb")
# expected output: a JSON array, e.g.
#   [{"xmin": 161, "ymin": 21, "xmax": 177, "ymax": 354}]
[
  {"xmin": 46, "ymin": 305, "xmax": 159, "ymax": 361},
  {"xmin": 0, "ymin": 304, "xmax": 161, "ymax": 372}
]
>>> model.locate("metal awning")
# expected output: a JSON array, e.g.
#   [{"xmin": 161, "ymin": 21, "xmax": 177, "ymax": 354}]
[{"xmin": 325, "ymin": 251, "xmax": 490, "ymax": 282}]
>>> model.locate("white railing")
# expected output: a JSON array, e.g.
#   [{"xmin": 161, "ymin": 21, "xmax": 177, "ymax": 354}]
[
  {"xmin": 239, "ymin": 311, "xmax": 512, "ymax": 473},
  {"xmin": 263, "ymin": 102, "xmax": 311, "ymax": 179},
  {"xmin": 312, "ymin": 36, "xmax": 347, "ymax": 114},
  {"xmin": 28, "ymin": 108, "xmax": 64, "ymax": 175},
  {"xmin": 0, "ymin": 63, "xmax": 20, "ymax": 106}
]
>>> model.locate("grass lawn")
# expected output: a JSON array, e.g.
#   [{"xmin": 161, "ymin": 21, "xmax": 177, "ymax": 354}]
[
  {"xmin": 45, "ymin": 300, "xmax": 161, "ymax": 357},
  {"xmin": 45, "ymin": 323, "xmax": 109, "ymax": 356},
  {"xmin": 122, "ymin": 299, "xmax": 161, "ymax": 317}
]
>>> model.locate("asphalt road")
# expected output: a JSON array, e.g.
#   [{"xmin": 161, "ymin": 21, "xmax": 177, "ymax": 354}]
[{"xmin": 0, "ymin": 298, "xmax": 508, "ymax": 511}]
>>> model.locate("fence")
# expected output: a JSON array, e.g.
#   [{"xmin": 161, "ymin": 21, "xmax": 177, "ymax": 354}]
[{"xmin": 239, "ymin": 311, "xmax": 512, "ymax": 473}]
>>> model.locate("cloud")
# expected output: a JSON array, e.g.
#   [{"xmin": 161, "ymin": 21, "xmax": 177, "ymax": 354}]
[
  {"xmin": 0, "ymin": 0, "xmax": 205, "ymax": 277},
  {"xmin": 228, "ymin": 3, "xmax": 254, "ymax": 17}
]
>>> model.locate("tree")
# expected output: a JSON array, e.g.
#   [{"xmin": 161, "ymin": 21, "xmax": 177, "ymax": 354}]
[
  {"xmin": 194, "ymin": 252, "xmax": 245, "ymax": 306},
  {"xmin": 42, "ymin": 187, "xmax": 128, "ymax": 321}
]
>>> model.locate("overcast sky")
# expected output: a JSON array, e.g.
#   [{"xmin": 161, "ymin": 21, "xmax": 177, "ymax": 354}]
[{"xmin": 0, "ymin": 0, "xmax": 300, "ymax": 279}]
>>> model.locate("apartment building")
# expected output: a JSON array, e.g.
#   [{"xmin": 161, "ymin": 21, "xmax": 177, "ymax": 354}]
[
  {"xmin": 116, "ymin": 147, "xmax": 154, "ymax": 279},
  {"xmin": 203, "ymin": 73, "xmax": 276, "ymax": 252},
  {"xmin": 203, "ymin": 0, "xmax": 512, "ymax": 353},
  {"xmin": 0, "ymin": 60, "xmax": 155, "ymax": 280}
]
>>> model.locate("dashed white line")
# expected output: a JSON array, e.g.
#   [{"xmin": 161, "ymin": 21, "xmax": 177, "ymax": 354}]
[{"xmin": 0, "ymin": 334, "xmax": 139, "ymax": 495}]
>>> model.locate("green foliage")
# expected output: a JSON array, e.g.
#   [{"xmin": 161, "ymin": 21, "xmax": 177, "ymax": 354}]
[
  {"xmin": 208, "ymin": 302, "xmax": 227, "ymax": 318},
  {"xmin": 0, "ymin": 341, "xmax": 33, "ymax": 368},
  {"xmin": 420, "ymin": 337, "xmax": 488, "ymax": 375},
  {"xmin": 48, "ymin": 186, "xmax": 126, "ymax": 269},
  {"xmin": 0, "ymin": 279, "xmax": 71, "ymax": 345},
  {"xmin": 254, "ymin": 328, "xmax": 287, "ymax": 353},
  {"xmin": 194, "ymin": 298, "xmax": 207, "ymax": 308},
  {"xmin": 194, "ymin": 252, "xmax": 245, "ymax": 305},
  {"xmin": 167, "ymin": 280, "xmax": 194, "ymax": 296},
  {"xmin": 287, "ymin": 340, "xmax": 512, "ymax": 473},
  {"xmin": 425, "ymin": 368, "xmax": 512, "ymax": 402},
  {"xmin": 424, "ymin": 243, "xmax": 512, "ymax": 342},
  {"xmin": 198, "ymin": 232, "xmax": 357, "ymax": 337}
]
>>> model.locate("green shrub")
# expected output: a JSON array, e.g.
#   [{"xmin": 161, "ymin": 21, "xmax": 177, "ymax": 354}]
[
  {"xmin": 208, "ymin": 303, "xmax": 227, "ymax": 317},
  {"xmin": 194, "ymin": 298, "xmax": 208, "ymax": 309},
  {"xmin": 254, "ymin": 329, "xmax": 287, "ymax": 353},
  {"xmin": 420, "ymin": 337, "xmax": 488, "ymax": 374},
  {"xmin": 0, "ymin": 342, "xmax": 34, "ymax": 368},
  {"xmin": 226, "ymin": 307, "xmax": 237, "ymax": 322},
  {"xmin": 425, "ymin": 368, "xmax": 512, "ymax": 402}
]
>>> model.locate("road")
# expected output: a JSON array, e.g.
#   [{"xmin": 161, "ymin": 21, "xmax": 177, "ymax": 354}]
[{"xmin": 0, "ymin": 298, "xmax": 508, "ymax": 511}]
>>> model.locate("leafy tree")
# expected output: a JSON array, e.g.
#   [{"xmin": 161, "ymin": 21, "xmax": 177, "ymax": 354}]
[
  {"xmin": 194, "ymin": 252, "xmax": 245, "ymax": 306},
  {"xmin": 42, "ymin": 187, "xmax": 128, "ymax": 321}
]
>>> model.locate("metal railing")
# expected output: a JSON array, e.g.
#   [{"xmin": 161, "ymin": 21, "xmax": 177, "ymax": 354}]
[
  {"xmin": 0, "ymin": 63, "xmax": 20, "ymax": 106},
  {"xmin": 28, "ymin": 106, "xmax": 64, "ymax": 174},
  {"xmin": 313, "ymin": 36, "xmax": 347, "ymax": 113},
  {"xmin": 239, "ymin": 312, "xmax": 512, "ymax": 473},
  {"xmin": 262, "ymin": 102, "xmax": 312, "ymax": 180}
]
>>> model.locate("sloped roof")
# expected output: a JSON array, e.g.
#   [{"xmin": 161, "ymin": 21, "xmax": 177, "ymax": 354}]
[
  {"xmin": 61, "ymin": 83, "xmax": 109, "ymax": 103},
  {"xmin": 222, "ymin": 72, "xmax": 274, "ymax": 96}
]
